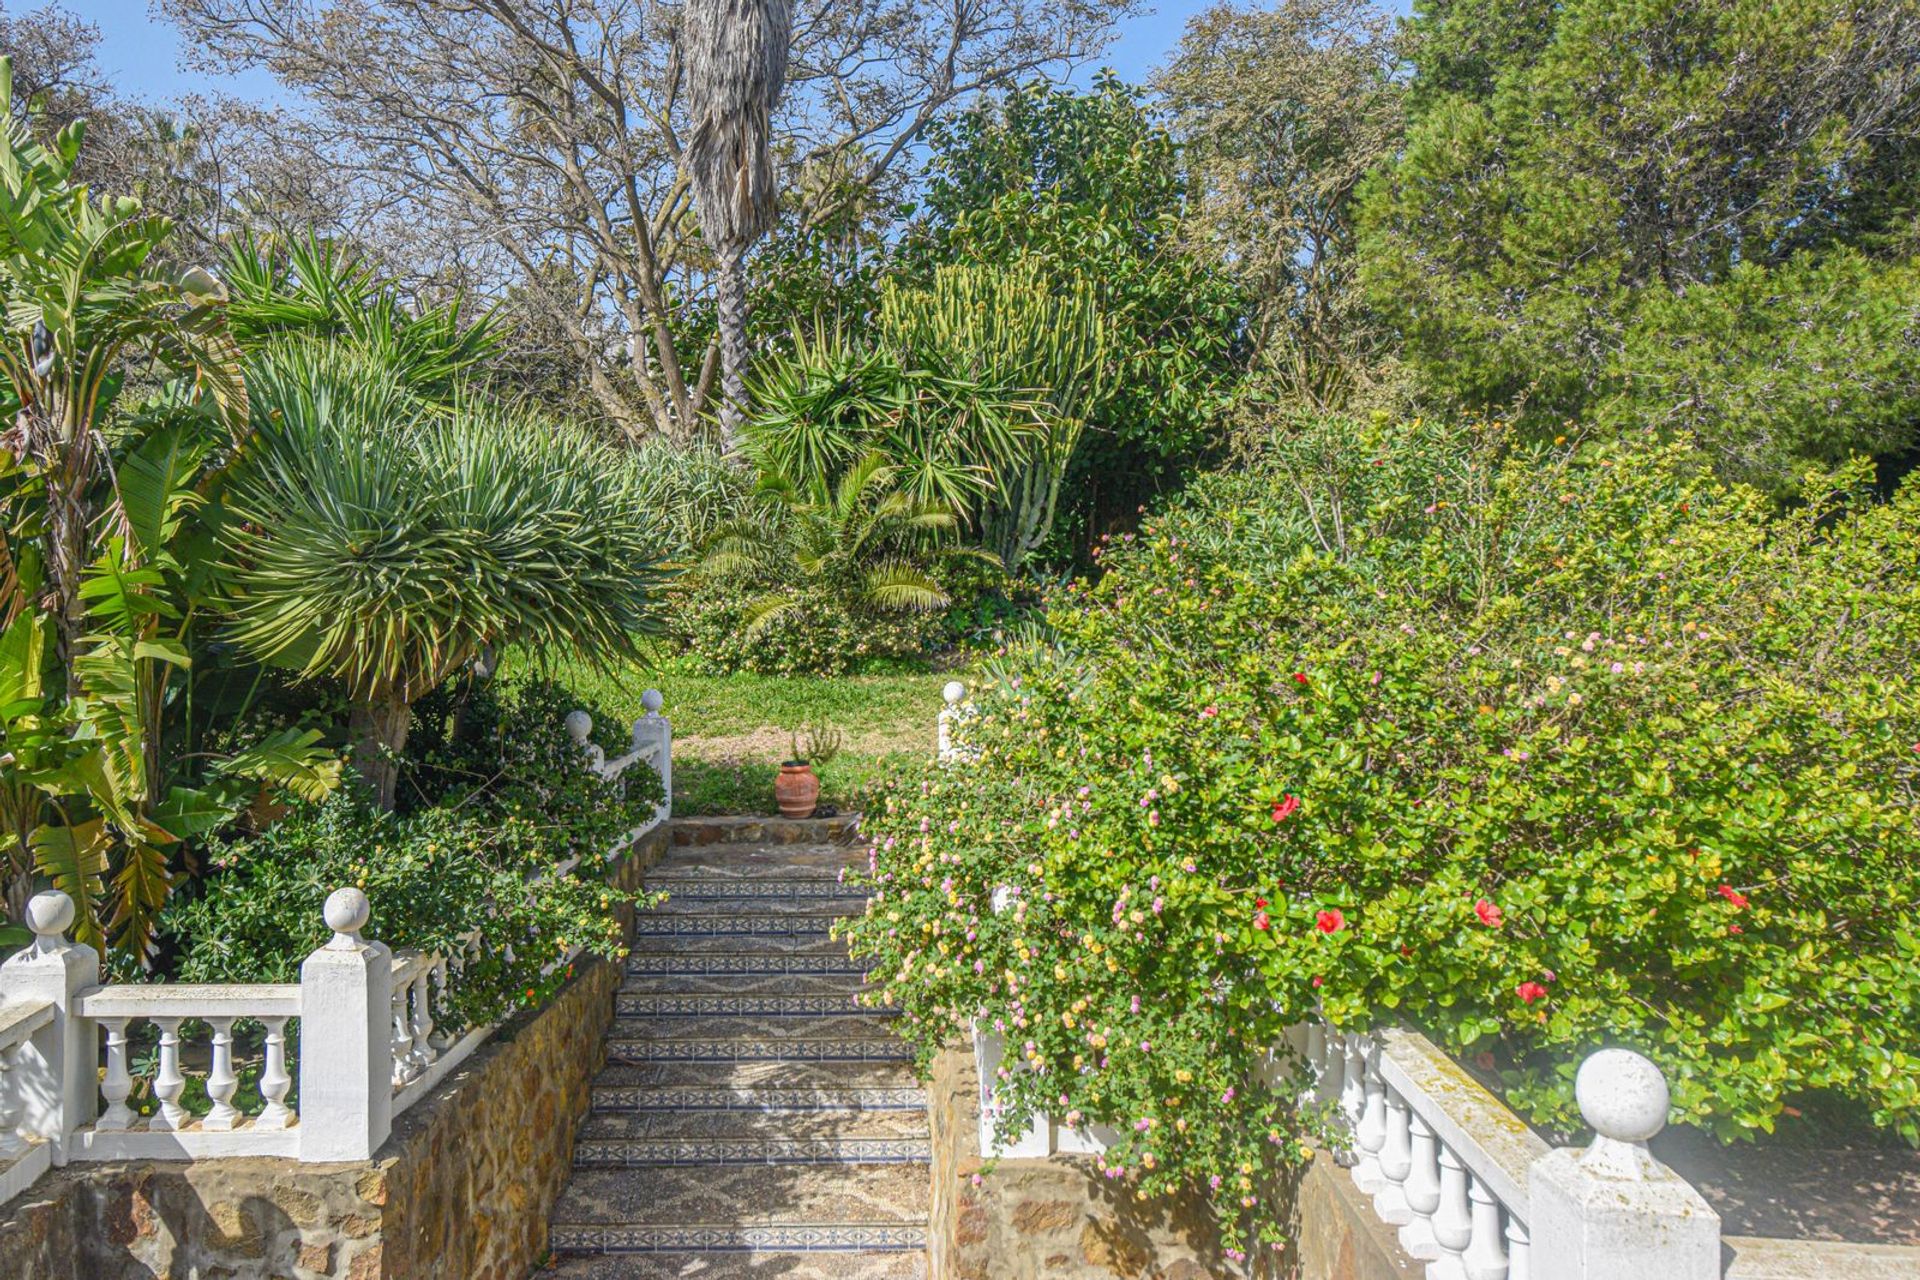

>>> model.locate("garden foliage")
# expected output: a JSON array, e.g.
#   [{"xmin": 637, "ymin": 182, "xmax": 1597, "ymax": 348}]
[
  {"xmin": 166, "ymin": 679, "xmax": 661, "ymax": 1026},
  {"xmin": 840, "ymin": 419, "xmax": 1920, "ymax": 1253}
]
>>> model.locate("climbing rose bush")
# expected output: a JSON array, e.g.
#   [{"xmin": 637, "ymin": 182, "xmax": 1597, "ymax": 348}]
[{"xmin": 837, "ymin": 419, "xmax": 1920, "ymax": 1255}]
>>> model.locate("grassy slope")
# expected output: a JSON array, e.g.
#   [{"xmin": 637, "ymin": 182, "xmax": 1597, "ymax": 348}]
[{"xmin": 514, "ymin": 655, "xmax": 953, "ymax": 815}]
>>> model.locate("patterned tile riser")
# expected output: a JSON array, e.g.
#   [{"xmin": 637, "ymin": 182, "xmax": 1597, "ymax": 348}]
[
  {"xmin": 549, "ymin": 1225, "xmax": 927, "ymax": 1253},
  {"xmin": 573, "ymin": 1137, "xmax": 933, "ymax": 1166},
  {"xmin": 617, "ymin": 994, "xmax": 892, "ymax": 1016},
  {"xmin": 590, "ymin": 1087, "xmax": 927, "ymax": 1112},
  {"xmin": 626, "ymin": 953, "xmax": 870, "ymax": 975}
]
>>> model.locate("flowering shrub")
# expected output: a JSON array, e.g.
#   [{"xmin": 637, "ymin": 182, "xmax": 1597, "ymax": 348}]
[{"xmin": 838, "ymin": 418, "xmax": 1920, "ymax": 1254}]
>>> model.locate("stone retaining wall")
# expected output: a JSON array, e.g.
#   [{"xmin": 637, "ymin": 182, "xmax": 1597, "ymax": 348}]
[
  {"xmin": 927, "ymin": 1045, "xmax": 1225, "ymax": 1280},
  {"xmin": 0, "ymin": 826, "xmax": 667, "ymax": 1280}
]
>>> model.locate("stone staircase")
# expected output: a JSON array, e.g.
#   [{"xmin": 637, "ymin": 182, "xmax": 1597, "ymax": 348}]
[{"xmin": 542, "ymin": 817, "xmax": 931, "ymax": 1279}]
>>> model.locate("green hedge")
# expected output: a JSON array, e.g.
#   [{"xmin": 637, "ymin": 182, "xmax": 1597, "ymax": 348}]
[{"xmin": 839, "ymin": 418, "xmax": 1920, "ymax": 1257}]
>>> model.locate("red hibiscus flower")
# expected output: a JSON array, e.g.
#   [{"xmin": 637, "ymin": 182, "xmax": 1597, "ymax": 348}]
[
  {"xmin": 1293, "ymin": 672, "xmax": 1309, "ymax": 685},
  {"xmin": 1271, "ymin": 794, "xmax": 1301, "ymax": 823},
  {"xmin": 1315, "ymin": 909, "xmax": 1345, "ymax": 935},
  {"xmin": 1728, "ymin": 924, "xmax": 1744, "ymax": 935},
  {"xmin": 1716, "ymin": 884, "xmax": 1749, "ymax": 909},
  {"xmin": 1253, "ymin": 912, "xmax": 1270, "ymax": 931},
  {"xmin": 1474, "ymin": 898, "xmax": 1505, "ymax": 928},
  {"xmin": 1311, "ymin": 975, "xmax": 1324, "ymax": 988},
  {"xmin": 1515, "ymin": 981, "xmax": 1549, "ymax": 1004}
]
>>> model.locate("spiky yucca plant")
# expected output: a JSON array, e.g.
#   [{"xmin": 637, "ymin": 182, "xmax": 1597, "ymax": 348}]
[{"xmin": 222, "ymin": 347, "xmax": 667, "ymax": 808}]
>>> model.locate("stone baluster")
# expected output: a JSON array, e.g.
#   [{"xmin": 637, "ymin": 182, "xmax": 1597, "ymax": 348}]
[
  {"xmin": 1461, "ymin": 1176, "xmax": 1510, "ymax": 1280},
  {"xmin": 1353, "ymin": 1048, "xmax": 1389, "ymax": 1192},
  {"xmin": 1340, "ymin": 1033, "xmax": 1367, "ymax": 1132},
  {"xmin": 1431, "ymin": 1143, "xmax": 1474, "ymax": 1278},
  {"xmin": 0, "ymin": 1039, "xmax": 22, "ymax": 1158},
  {"xmin": 1316, "ymin": 1022, "xmax": 1344, "ymax": 1108},
  {"xmin": 1373, "ymin": 1088, "xmax": 1414, "ymax": 1223},
  {"xmin": 409, "ymin": 967, "xmax": 436, "ymax": 1072},
  {"xmin": 96, "ymin": 1018, "xmax": 134, "ymax": 1131},
  {"xmin": 150, "ymin": 1017, "xmax": 187, "ymax": 1131},
  {"xmin": 257, "ymin": 1017, "xmax": 293, "ymax": 1130},
  {"xmin": 1399, "ymin": 1109, "xmax": 1443, "ymax": 1257},
  {"xmin": 204, "ymin": 1017, "xmax": 239, "ymax": 1131},
  {"xmin": 1505, "ymin": 1218, "xmax": 1532, "ymax": 1280},
  {"xmin": 1301, "ymin": 1021, "xmax": 1327, "ymax": 1107},
  {"xmin": 390, "ymin": 976, "xmax": 419, "ymax": 1087}
]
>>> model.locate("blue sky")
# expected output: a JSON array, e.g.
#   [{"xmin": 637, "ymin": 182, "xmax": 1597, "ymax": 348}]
[{"xmin": 67, "ymin": 0, "xmax": 1412, "ymax": 104}]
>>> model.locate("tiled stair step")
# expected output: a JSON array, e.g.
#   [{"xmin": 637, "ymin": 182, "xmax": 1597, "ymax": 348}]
[
  {"xmin": 592, "ymin": 1060, "xmax": 920, "ymax": 1091},
  {"xmin": 617, "ymin": 993, "xmax": 890, "ymax": 1017},
  {"xmin": 670, "ymin": 816, "xmax": 862, "ymax": 847},
  {"xmin": 591, "ymin": 1083, "xmax": 927, "ymax": 1113},
  {"xmin": 541, "ymin": 1249, "xmax": 928, "ymax": 1278},
  {"xmin": 632, "ymin": 913, "xmax": 840, "ymax": 937},
  {"xmin": 650, "ymin": 898, "xmax": 861, "ymax": 919},
  {"xmin": 612, "ymin": 1014, "xmax": 898, "ymax": 1040},
  {"xmin": 581, "ymin": 1108, "xmax": 925, "ymax": 1141},
  {"xmin": 619, "ymin": 972, "xmax": 871, "ymax": 997},
  {"xmin": 607, "ymin": 1037, "xmax": 910, "ymax": 1064},
  {"xmin": 574, "ymin": 1135, "xmax": 931, "ymax": 1168},
  {"xmin": 548, "ymin": 1163, "xmax": 928, "ymax": 1243},
  {"xmin": 626, "ymin": 951, "xmax": 867, "ymax": 975},
  {"xmin": 648, "ymin": 874, "xmax": 867, "ymax": 900},
  {"xmin": 652, "ymin": 845, "xmax": 860, "ymax": 880},
  {"xmin": 629, "ymin": 933, "xmax": 850, "ymax": 956}
]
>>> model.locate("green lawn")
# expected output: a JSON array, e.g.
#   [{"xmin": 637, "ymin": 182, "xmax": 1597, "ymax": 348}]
[{"xmin": 516, "ymin": 655, "xmax": 958, "ymax": 816}]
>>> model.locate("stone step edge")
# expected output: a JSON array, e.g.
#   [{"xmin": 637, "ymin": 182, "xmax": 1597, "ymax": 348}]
[
  {"xmin": 604, "ymin": 1040, "xmax": 910, "ymax": 1063},
  {"xmin": 624, "ymin": 957, "xmax": 869, "ymax": 974},
  {"xmin": 549, "ymin": 1223, "xmax": 927, "ymax": 1255},
  {"xmin": 573, "ymin": 1137, "xmax": 931, "ymax": 1167},
  {"xmin": 670, "ymin": 815, "xmax": 862, "ymax": 847},
  {"xmin": 589, "ymin": 1085, "xmax": 926, "ymax": 1112}
]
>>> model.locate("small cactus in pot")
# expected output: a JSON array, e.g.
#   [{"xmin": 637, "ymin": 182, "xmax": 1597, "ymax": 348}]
[{"xmin": 775, "ymin": 722, "xmax": 843, "ymax": 819}]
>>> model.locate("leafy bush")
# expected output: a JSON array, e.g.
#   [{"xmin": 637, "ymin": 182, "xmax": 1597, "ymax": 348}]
[
  {"xmin": 674, "ymin": 576, "xmax": 938, "ymax": 678},
  {"xmin": 839, "ymin": 419, "xmax": 1920, "ymax": 1255},
  {"xmin": 165, "ymin": 679, "xmax": 662, "ymax": 1027}
]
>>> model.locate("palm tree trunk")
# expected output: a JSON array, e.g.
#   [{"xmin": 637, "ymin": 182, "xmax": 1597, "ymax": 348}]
[
  {"xmin": 715, "ymin": 250, "xmax": 752, "ymax": 452},
  {"xmin": 348, "ymin": 691, "xmax": 413, "ymax": 811}
]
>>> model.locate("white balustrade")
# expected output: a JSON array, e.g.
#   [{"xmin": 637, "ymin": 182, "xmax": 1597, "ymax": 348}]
[
  {"xmin": 0, "ymin": 689, "xmax": 673, "ymax": 1207},
  {"xmin": 69, "ymin": 983, "xmax": 303, "ymax": 1158},
  {"xmin": 563, "ymin": 690, "xmax": 673, "ymax": 869}
]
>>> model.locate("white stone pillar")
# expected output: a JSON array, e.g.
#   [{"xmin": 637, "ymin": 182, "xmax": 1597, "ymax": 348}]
[
  {"xmin": 0, "ymin": 891, "xmax": 99, "ymax": 1163},
  {"xmin": 297, "ymin": 888, "xmax": 393, "ymax": 1162},
  {"xmin": 1528, "ymin": 1049, "xmax": 1720, "ymax": 1280},
  {"xmin": 632, "ymin": 689, "xmax": 671, "ymax": 819},
  {"xmin": 937, "ymin": 681, "xmax": 968, "ymax": 764}
]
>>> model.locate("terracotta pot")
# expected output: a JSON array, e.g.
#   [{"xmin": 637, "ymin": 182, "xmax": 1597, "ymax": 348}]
[{"xmin": 775, "ymin": 762, "xmax": 820, "ymax": 819}]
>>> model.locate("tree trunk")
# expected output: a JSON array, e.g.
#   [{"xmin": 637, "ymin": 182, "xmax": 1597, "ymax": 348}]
[
  {"xmin": 348, "ymin": 692, "xmax": 413, "ymax": 812},
  {"xmin": 714, "ymin": 250, "xmax": 752, "ymax": 452}
]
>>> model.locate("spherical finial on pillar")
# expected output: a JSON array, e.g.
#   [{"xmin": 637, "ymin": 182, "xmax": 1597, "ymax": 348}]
[
  {"xmin": 1575, "ymin": 1048, "xmax": 1670, "ymax": 1178},
  {"xmin": 25, "ymin": 890, "xmax": 75, "ymax": 955},
  {"xmin": 641, "ymin": 688, "xmax": 664, "ymax": 715},
  {"xmin": 943, "ymin": 680, "xmax": 967, "ymax": 706},
  {"xmin": 324, "ymin": 887, "xmax": 371, "ymax": 950},
  {"xmin": 564, "ymin": 710, "xmax": 592, "ymax": 745}
]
